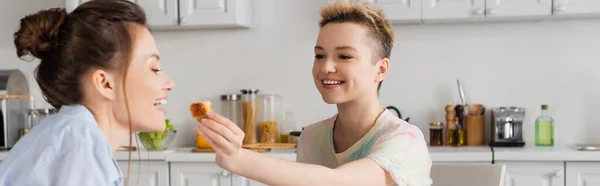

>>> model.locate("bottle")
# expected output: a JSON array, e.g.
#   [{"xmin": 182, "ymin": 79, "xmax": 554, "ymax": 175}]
[{"xmin": 535, "ymin": 104, "xmax": 554, "ymax": 146}]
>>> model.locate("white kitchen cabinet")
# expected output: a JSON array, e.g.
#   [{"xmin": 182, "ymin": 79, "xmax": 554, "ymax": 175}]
[
  {"xmin": 170, "ymin": 162, "xmax": 231, "ymax": 186},
  {"xmin": 117, "ymin": 161, "xmax": 170, "ymax": 186},
  {"xmin": 566, "ymin": 162, "xmax": 600, "ymax": 186},
  {"xmin": 355, "ymin": 0, "xmax": 422, "ymax": 23},
  {"xmin": 135, "ymin": 0, "xmax": 179, "ymax": 27},
  {"xmin": 422, "ymin": 0, "xmax": 485, "ymax": 20},
  {"xmin": 65, "ymin": 0, "xmax": 251, "ymax": 29},
  {"xmin": 552, "ymin": 0, "xmax": 600, "ymax": 16},
  {"xmin": 232, "ymin": 175, "xmax": 267, "ymax": 186},
  {"xmin": 499, "ymin": 161, "xmax": 564, "ymax": 186},
  {"xmin": 485, "ymin": 0, "xmax": 552, "ymax": 18},
  {"xmin": 178, "ymin": 0, "xmax": 252, "ymax": 28}
]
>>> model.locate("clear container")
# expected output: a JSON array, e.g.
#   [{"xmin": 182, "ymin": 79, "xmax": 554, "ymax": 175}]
[
  {"xmin": 280, "ymin": 111, "xmax": 296, "ymax": 143},
  {"xmin": 257, "ymin": 94, "xmax": 283, "ymax": 143},
  {"xmin": 241, "ymin": 89, "xmax": 259, "ymax": 144},
  {"xmin": 220, "ymin": 94, "xmax": 243, "ymax": 129},
  {"xmin": 535, "ymin": 104, "xmax": 554, "ymax": 146}
]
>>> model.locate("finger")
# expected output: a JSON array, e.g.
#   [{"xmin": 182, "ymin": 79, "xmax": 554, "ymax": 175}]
[
  {"xmin": 197, "ymin": 125, "xmax": 229, "ymax": 155},
  {"xmin": 201, "ymin": 118, "xmax": 239, "ymax": 145},
  {"xmin": 196, "ymin": 125, "xmax": 222, "ymax": 149},
  {"xmin": 207, "ymin": 112, "xmax": 245, "ymax": 136},
  {"xmin": 199, "ymin": 120, "xmax": 236, "ymax": 154}
]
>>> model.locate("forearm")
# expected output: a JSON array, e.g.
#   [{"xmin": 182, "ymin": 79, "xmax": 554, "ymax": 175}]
[{"xmin": 230, "ymin": 149, "xmax": 342, "ymax": 186}]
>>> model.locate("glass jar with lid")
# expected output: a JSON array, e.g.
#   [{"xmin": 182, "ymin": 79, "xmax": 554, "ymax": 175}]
[
  {"xmin": 220, "ymin": 94, "xmax": 242, "ymax": 129},
  {"xmin": 257, "ymin": 94, "xmax": 283, "ymax": 143},
  {"xmin": 241, "ymin": 89, "xmax": 259, "ymax": 144}
]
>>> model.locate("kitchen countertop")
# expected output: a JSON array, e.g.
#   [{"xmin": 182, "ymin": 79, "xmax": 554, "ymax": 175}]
[{"xmin": 0, "ymin": 145, "xmax": 598, "ymax": 162}]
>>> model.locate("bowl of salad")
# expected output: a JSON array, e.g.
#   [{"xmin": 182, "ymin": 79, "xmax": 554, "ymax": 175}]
[{"xmin": 137, "ymin": 119, "xmax": 176, "ymax": 151}]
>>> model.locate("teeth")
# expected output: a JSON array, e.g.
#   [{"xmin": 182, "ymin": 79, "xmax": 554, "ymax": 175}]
[
  {"xmin": 154, "ymin": 99, "xmax": 167, "ymax": 106},
  {"xmin": 322, "ymin": 80, "xmax": 342, "ymax": 85}
]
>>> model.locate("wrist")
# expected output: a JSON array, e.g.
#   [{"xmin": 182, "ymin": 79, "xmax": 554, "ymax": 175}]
[{"xmin": 228, "ymin": 148, "xmax": 250, "ymax": 174}]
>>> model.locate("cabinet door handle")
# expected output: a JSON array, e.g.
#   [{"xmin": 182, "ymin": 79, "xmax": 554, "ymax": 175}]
[
  {"xmin": 221, "ymin": 170, "xmax": 230, "ymax": 177},
  {"xmin": 553, "ymin": 170, "xmax": 563, "ymax": 177},
  {"xmin": 554, "ymin": 5, "xmax": 566, "ymax": 13},
  {"xmin": 473, "ymin": 8, "xmax": 484, "ymax": 15},
  {"xmin": 486, "ymin": 8, "xmax": 496, "ymax": 15}
]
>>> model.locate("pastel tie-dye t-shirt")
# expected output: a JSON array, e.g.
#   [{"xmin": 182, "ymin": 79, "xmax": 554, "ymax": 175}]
[{"xmin": 296, "ymin": 109, "xmax": 433, "ymax": 186}]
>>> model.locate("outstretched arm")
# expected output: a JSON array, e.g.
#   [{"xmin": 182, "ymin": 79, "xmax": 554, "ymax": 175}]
[{"xmin": 197, "ymin": 112, "xmax": 394, "ymax": 186}]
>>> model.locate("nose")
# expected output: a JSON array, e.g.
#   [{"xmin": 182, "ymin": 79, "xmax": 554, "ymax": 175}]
[
  {"xmin": 320, "ymin": 58, "xmax": 336, "ymax": 74},
  {"xmin": 163, "ymin": 75, "xmax": 175, "ymax": 91}
]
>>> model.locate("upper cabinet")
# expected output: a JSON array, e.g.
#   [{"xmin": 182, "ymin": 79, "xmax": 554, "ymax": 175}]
[
  {"xmin": 65, "ymin": 0, "xmax": 252, "ymax": 29},
  {"xmin": 422, "ymin": 0, "xmax": 485, "ymax": 20},
  {"xmin": 179, "ymin": 0, "xmax": 252, "ymax": 28},
  {"xmin": 552, "ymin": 0, "xmax": 600, "ymax": 16},
  {"xmin": 356, "ymin": 0, "xmax": 422, "ymax": 23},
  {"xmin": 484, "ymin": 0, "xmax": 552, "ymax": 18},
  {"xmin": 354, "ymin": 0, "xmax": 600, "ymax": 24},
  {"xmin": 135, "ymin": 0, "xmax": 179, "ymax": 27}
]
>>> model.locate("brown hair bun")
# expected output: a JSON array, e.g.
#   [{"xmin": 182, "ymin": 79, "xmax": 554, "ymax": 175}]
[{"xmin": 14, "ymin": 8, "xmax": 67, "ymax": 60}]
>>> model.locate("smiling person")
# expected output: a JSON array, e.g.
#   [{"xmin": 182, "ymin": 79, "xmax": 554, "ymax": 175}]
[
  {"xmin": 0, "ymin": 0, "xmax": 174, "ymax": 185},
  {"xmin": 196, "ymin": 1, "xmax": 432, "ymax": 186}
]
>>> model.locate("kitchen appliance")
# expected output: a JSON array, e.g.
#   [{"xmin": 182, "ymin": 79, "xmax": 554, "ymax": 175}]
[
  {"xmin": 23, "ymin": 108, "xmax": 58, "ymax": 134},
  {"xmin": 386, "ymin": 106, "xmax": 410, "ymax": 122},
  {"xmin": 0, "ymin": 69, "xmax": 31, "ymax": 150},
  {"xmin": 490, "ymin": 107, "xmax": 526, "ymax": 147}
]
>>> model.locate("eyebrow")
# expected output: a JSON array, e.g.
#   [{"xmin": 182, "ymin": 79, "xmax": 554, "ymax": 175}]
[
  {"xmin": 150, "ymin": 54, "xmax": 160, "ymax": 60},
  {"xmin": 314, "ymin": 46, "xmax": 358, "ymax": 51}
]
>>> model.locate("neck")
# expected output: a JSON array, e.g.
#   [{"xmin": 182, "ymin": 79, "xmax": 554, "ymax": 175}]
[
  {"xmin": 334, "ymin": 91, "xmax": 384, "ymax": 139},
  {"xmin": 83, "ymin": 102, "xmax": 130, "ymax": 152}
]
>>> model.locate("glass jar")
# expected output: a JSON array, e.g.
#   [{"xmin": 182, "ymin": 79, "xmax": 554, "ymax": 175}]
[
  {"xmin": 241, "ymin": 89, "xmax": 259, "ymax": 144},
  {"xmin": 220, "ymin": 94, "xmax": 243, "ymax": 129},
  {"xmin": 280, "ymin": 111, "xmax": 296, "ymax": 143},
  {"xmin": 429, "ymin": 122, "xmax": 443, "ymax": 146},
  {"xmin": 257, "ymin": 94, "xmax": 283, "ymax": 143}
]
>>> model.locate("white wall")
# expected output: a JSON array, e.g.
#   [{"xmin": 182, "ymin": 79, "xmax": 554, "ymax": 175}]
[{"xmin": 2, "ymin": 0, "xmax": 600, "ymax": 148}]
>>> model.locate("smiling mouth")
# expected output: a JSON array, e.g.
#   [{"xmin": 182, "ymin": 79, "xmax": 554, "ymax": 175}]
[
  {"xmin": 154, "ymin": 99, "xmax": 167, "ymax": 106},
  {"xmin": 322, "ymin": 80, "xmax": 345, "ymax": 85}
]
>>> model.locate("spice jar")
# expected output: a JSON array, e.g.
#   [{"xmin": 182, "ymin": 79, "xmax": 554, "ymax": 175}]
[
  {"xmin": 429, "ymin": 122, "xmax": 443, "ymax": 146},
  {"xmin": 257, "ymin": 94, "xmax": 283, "ymax": 143},
  {"xmin": 241, "ymin": 89, "xmax": 259, "ymax": 144},
  {"xmin": 221, "ymin": 94, "xmax": 243, "ymax": 129}
]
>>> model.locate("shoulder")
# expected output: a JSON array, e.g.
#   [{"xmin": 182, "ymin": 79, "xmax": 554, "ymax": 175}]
[
  {"xmin": 299, "ymin": 115, "xmax": 336, "ymax": 142},
  {"xmin": 375, "ymin": 110, "xmax": 427, "ymax": 142},
  {"xmin": 366, "ymin": 110, "xmax": 432, "ymax": 185},
  {"xmin": 0, "ymin": 111, "xmax": 118, "ymax": 185},
  {"xmin": 41, "ymin": 113, "xmax": 111, "ymax": 153}
]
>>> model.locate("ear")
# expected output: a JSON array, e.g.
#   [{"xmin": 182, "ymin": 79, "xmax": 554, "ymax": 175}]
[
  {"xmin": 375, "ymin": 58, "xmax": 389, "ymax": 83},
  {"xmin": 90, "ymin": 69, "xmax": 117, "ymax": 100}
]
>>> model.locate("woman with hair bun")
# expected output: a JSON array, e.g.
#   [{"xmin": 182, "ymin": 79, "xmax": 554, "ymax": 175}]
[{"xmin": 0, "ymin": 0, "xmax": 175, "ymax": 185}]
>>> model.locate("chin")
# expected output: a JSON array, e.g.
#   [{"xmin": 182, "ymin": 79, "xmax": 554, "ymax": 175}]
[{"xmin": 321, "ymin": 95, "xmax": 347, "ymax": 105}]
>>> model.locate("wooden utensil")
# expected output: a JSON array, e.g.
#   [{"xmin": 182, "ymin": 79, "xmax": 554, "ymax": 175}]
[
  {"xmin": 242, "ymin": 143, "xmax": 296, "ymax": 149},
  {"xmin": 192, "ymin": 147, "xmax": 271, "ymax": 153}
]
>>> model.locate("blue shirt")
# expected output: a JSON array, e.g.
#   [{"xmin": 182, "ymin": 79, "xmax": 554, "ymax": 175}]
[{"xmin": 0, "ymin": 104, "xmax": 123, "ymax": 186}]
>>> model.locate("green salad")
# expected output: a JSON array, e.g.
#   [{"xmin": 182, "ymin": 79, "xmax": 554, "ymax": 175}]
[{"xmin": 138, "ymin": 119, "xmax": 175, "ymax": 149}]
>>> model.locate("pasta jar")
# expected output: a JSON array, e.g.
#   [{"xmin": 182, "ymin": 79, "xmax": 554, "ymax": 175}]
[
  {"xmin": 257, "ymin": 94, "xmax": 283, "ymax": 143},
  {"xmin": 241, "ymin": 89, "xmax": 259, "ymax": 144}
]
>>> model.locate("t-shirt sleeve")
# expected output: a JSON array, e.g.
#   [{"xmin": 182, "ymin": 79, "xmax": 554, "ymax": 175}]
[
  {"xmin": 30, "ymin": 146, "xmax": 122, "ymax": 186},
  {"xmin": 367, "ymin": 124, "xmax": 433, "ymax": 186}
]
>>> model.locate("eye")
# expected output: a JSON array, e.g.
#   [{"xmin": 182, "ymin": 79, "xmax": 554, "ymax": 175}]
[
  {"xmin": 151, "ymin": 68, "xmax": 162, "ymax": 74},
  {"xmin": 338, "ymin": 55, "xmax": 352, "ymax": 60},
  {"xmin": 315, "ymin": 54, "xmax": 325, "ymax": 59}
]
